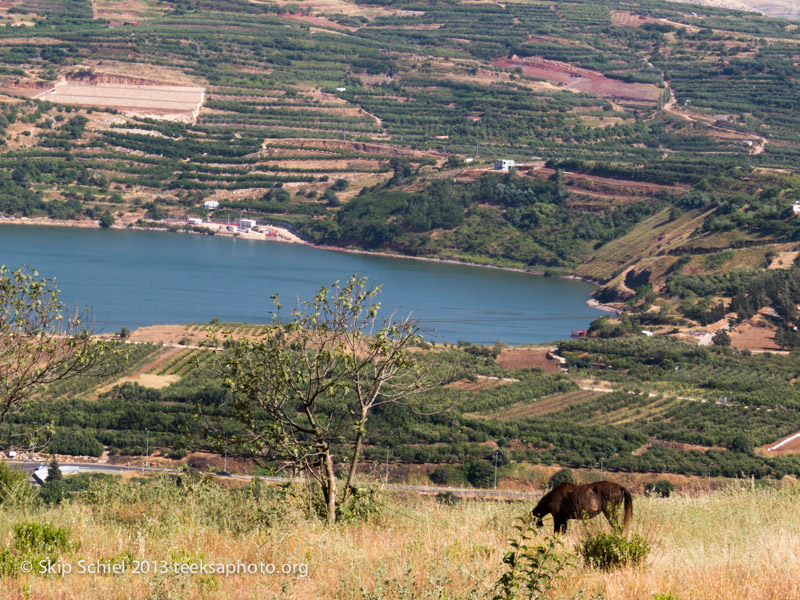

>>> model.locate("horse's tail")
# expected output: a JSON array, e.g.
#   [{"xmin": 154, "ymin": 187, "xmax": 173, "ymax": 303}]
[{"xmin": 622, "ymin": 486, "xmax": 633, "ymax": 533}]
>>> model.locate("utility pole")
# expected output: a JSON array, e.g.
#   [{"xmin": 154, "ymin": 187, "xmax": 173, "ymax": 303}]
[
  {"xmin": 224, "ymin": 450, "xmax": 228, "ymax": 472},
  {"xmin": 600, "ymin": 458, "xmax": 604, "ymax": 481},
  {"xmin": 145, "ymin": 428, "xmax": 149, "ymax": 471},
  {"xmin": 494, "ymin": 450, "xmax": 499, "ymax": 490},
  {"xmin": 385, "ymin": 447, "xmax": 390, "ymax": 484},
  {"xmin": 707, "ymin": 464, "xmax": 711, "ymax": 496}
]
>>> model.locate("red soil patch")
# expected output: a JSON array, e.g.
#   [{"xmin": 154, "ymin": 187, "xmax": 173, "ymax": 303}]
[
  {"xmin": 492, "ymin": 56, "xmax": 660, "ymax": 103},
  {"xmin": 729, "ymin": 318, "xmax": 780, "ymax": 352},
  {"xmin": 496, "ymin": 347, "xmax": 558, "ymax": 373},
  {"xmin": 532, "ymin": 167, "xmax": 683, "ymax": 197}
]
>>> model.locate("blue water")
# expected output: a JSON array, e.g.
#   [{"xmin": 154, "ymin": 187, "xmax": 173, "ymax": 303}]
[{"xmin": 0, "ymin": 225, "xmax": 605, "ymax": 344}]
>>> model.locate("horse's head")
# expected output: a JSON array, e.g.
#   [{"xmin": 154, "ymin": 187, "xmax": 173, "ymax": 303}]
[{"xmin": 530, "ymin": 508, "xmax": 545, "ymax": 529}]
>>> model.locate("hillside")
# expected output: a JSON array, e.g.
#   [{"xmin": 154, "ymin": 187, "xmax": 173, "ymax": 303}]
[
  {"xmin": 8, "ymin": 325, "xmax": 800, "ymax": 484},
  {"xmin": 2, "ymin": 0, "xmax": 800, "ymax": 286}
]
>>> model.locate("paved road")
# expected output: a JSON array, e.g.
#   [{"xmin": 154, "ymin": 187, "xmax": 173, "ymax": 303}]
[{"xmin": 8, "ymin": 461, "xmax": 540, "ymax": 502}]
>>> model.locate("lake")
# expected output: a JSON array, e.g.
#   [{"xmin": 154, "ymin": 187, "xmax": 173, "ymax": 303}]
[{"xmin": 0, "ymin": 225, "xmax": 606, "ymax": 344}]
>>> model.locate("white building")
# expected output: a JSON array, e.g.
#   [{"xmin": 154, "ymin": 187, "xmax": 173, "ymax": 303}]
[
  {"xmin": 494, "ymin": 159, "xmax": 515, "ymax": 172},
  {"xmin": 204, "ymin": 200, "xmax": 219, "ymax": 210},
  {"xmin": 187, "ymin": 217, "xmax": 204, "ymax": 226},
  {"xmin": 793, "ymin": 201, "xmax": 800, "ymax": 215},
  {"xmin": 239, "ymin": 218, "xmax": 257, "ymax": 229}
]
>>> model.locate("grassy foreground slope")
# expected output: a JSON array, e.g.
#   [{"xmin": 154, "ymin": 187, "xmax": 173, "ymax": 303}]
[{"xmin": 0, "ymin": 475, "xmax": 798, "ymax": 600}]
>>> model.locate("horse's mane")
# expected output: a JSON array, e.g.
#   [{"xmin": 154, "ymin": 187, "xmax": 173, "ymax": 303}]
[{"xmin": 533, "ymin": 481, "xmax": 575, "ymax": 515}]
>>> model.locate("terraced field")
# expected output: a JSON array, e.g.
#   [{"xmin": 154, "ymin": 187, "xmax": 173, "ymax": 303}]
[
  {"xmin": 36, "ymin": 81, "xmax": 206, "ymax": 121},
  {"xmin": 466, "ymin": 388, "xmax": 603, "ymax": 420}
]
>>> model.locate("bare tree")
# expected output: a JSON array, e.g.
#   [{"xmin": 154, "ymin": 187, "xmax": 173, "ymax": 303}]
[
  {"xmin": 0, "ymin": 266, "xmax": 110, "ymax": 430},
  {"xmin": 208, "ymin": 276, "xmax": 432, "ymax": 524}
]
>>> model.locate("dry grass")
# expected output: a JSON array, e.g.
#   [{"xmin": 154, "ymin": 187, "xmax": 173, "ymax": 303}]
[{"xmin": 1, "ymin": 478, "xmax": 798, "ymax": 599}]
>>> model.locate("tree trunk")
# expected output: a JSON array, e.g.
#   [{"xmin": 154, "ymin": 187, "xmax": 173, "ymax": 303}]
[
  {"xmin": 342, "ymin": 408, "xmax": 368, "ymax": 506},
  {"xmin": 322, "ymin": 447, "xmax": 337, "ymax": 525}
]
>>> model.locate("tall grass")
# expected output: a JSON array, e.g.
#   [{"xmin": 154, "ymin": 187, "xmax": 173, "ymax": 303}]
[{"xmin": 0, "ymin": 476, "xmax": 798, "ymax": 599}]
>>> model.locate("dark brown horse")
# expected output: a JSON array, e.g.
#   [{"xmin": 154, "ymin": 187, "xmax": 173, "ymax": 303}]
[{"xmin": 531, "ymin": 481, "xmax": 632, "ymax": 534}]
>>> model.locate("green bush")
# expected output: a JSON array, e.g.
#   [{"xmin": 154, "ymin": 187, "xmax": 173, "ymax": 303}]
[
  {"xmin": 578, "ymin": 531, "xmax": 650, "ymax": 571},
  {"xmin": 646, "ymin": 479, "xmax": 675, "ymax": 498},
  {"xmin": 495, "ymin": 518, "xmax": 571, "ymax": 600},
  {"xmin": 435, "ymin": 491, "xmax": 459, "ymax": 505},
  {"xmin": 337, "ymin": 487, "xmax": 384, "ymax": 523},
  {"xmin": 14, "ymin": 521, "xmax": 76, "ymax": 556},
  {"xmin": 464, "ymin": 459, "xmax": 494, "ymax": 488},
  {"xmin": 429, "ymin": 465, "xmax": 464, "ymax": 486},
  {"xmin": 0, "ymin": 462, "xmax": 39, "ymax": 507},
  {"xmin": 548, "ymin": 468, "xmax": 575, "ymax": 489}
]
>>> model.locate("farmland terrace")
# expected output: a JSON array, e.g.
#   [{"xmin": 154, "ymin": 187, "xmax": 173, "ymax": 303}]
[{"xmin": 0, "ymin": 0, "xmax": 800, "ymax": 309}]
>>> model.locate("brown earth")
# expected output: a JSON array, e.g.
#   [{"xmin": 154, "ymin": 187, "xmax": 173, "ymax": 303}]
[
  {"xmin": 768, "ymin": 251, "xmax": 799, "ymax": 269},
  {"xmin": 129, "ymin": 324, "xmax": 206, "ymax": 346},
  {"xmin": 91, "ymin": 0, "xmax": 156, "ymax": 21},
  {"xmin": 610, "ymin": 11, "xmax": 664, "ymax": 26},
  {"xmin": 496, "ymin": 347, "xmax": 559, "ymax": 373},
  {"xmin": 492, "ymin": 56, "xmax": 660, "ymax": 103},
  {"xmin": 466, "ymin": 389, "xmax": 603, "ymax": 421},
  {"xmin": 760, "ymin": 430, "xmax": 800, "ymax": 455},
  {"xmin": 445, "ymin": 375, "xmax": 519, "ymax": 393},
  {"xmin": 666, "ymin": 0, "xmax": 800, "ymax": 20},
  {"xmin": 633, "ymin": 439, "xmax": 724, "ymax": 456},
  {"xmin": 729, "ymin": 317, "xmax": 781, "ymax": 352}
]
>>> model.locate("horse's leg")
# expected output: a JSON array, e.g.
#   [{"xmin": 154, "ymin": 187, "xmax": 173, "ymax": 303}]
[{"xmin": 554, "ymin": 517, "xmax": 567, "ymax": 534}]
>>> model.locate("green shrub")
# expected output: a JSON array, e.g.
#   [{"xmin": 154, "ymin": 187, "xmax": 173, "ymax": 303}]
[
  {"xmin": 435, "ymin": 491, "xmax": 459, "ymax": 505},
  {"xmin": 646, "ymin": 479, "xmax": 675, "ymax": 498},
  {"xmin": 548, "ymin": 468, "xmax": 575, "ymax": 489},
  {"xmin": 167, "ymin": 448, "xmax": 188, "ymax": 460},
  {"xmin": 654, "ymin": 594, "xmax": 682, "ymax": 600},
  {"xmin": 337, "ymin": 486, "xmax": 384, "ymax": 523},
  {"xmin": 578, "ymin": 531, "xmax": 650, "ymax": 571},
  {"xmin": 14, "ymin": 521, "xmax": 76, "ymax": 556},
  {"xmin": 464, "ymin": 459, "xmax": 494, "ymax": 488},
  {"xmin": 495, "ymin": 518, "xmax": 571, "ymax": 600},
  {"xmin": 0, "ymin": 461, "xmax": 39, "ymax": 507},
  {"xmin": 429, "ymin": 465, "xmax": 464, "ymax": 486}
]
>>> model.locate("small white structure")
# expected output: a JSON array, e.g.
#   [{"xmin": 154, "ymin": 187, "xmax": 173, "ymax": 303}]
[
  {"xmin": 226, "ymin": 225, "xmax": 238, "ymax": 233},
  {"xmin": 32, "ymin": 465, "xmax": 81, "ymax": 485},
  {"xmin": 335, "ymin": 87, "xmax": 346, "ymax": 92},
  {"xmin": 793, "ymin": 201, "xmax": 800, "ymax": 215},
  {"xmin": 642, "ymin": 330, "xmax": 654, "ymax": 337},
  {"xmin": 187, "ymin": 217, "xmax": 203, "ymax": 226},
  {"xmin": 494, "ymin": 159, "xmax": 515, "ymax": 172},
  {"xmin": 464, "ymin": 157, "xmax": 474, "ymax": 163},
  {"xmin": 6, "ymin": 450, "xmax": 16, "ymax": 459},
  {"xmin": 239, "ymin": 218, "xmax": 257, "ymax": 229},
  {"xmin": 204, "ymin": 200, "xmax": 219, "ymax": 210}
]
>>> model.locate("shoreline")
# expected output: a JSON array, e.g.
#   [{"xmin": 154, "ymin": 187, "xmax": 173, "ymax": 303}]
[
  {"xmin": 0, "ymin": 215, "xmax": 304, "ymax": 244},
  {"xmin": 1, "ymin": 215, "xmax": 614, "ymax": 318},
  {"xmin": 308, "ymin": 244, "xmax": 616, "ymax": 315}
]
